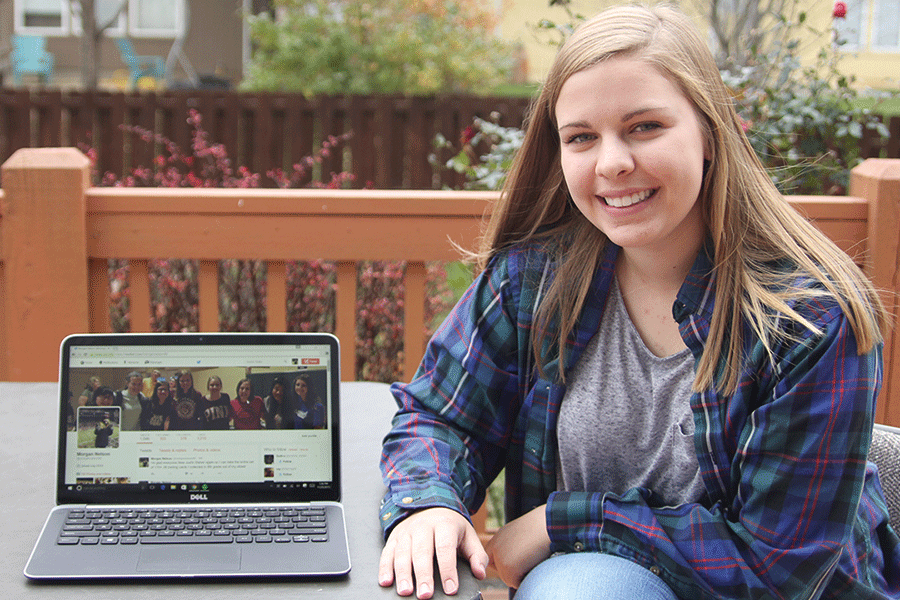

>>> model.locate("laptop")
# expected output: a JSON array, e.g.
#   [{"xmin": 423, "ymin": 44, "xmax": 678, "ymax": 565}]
[{"xmin": 24, "ymin": 332, "xmax": 351, "ymax": 579}]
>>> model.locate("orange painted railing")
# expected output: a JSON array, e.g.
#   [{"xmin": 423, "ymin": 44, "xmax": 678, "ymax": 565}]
[{"xmin": 2, "ymin": 148, "xmax": 900, "ymax": 427}]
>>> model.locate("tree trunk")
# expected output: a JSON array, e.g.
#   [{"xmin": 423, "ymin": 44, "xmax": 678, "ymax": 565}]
[{"xmin": 79, "ymin": 0, "xmax": 100, "ymax": 89}]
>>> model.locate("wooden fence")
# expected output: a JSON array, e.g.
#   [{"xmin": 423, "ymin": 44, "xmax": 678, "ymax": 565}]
[
  {"xmin": 1, "ymin": 149, "xmax": 900, "ymax": 427},
  {"xmin": 3, "ymin": 89, "xmax": 900, "ymax": 190},
  {"xmin": 0, "ymin": 89, "xmax": 532, "ymax": 189}
]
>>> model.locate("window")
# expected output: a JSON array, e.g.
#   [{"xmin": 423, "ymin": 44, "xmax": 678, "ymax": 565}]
[
  {"xmin": 14, "ymin": 0, "xmax": 178, "ymax": 37},
  {"xmin": 130, "ymin": 0, "xmax": 181, "ymax": 37},
  {"xmin": 834, "ymin": 0, "xmax": 866, "ymax": 50},
  {"xmin": 70, "ymin": 0, "xmax": 127, "ymax": 36},
  {"xmin": 14, "ymin": 0, "xmax": 67, "ymax": 35},
  {"xmin": 873, "ymin": 0, "xmax": 900, "ymax": 50}
]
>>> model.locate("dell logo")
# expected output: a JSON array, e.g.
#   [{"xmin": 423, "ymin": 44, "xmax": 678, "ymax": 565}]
[{"xmin": 190, "ymin": 493, "xmax": 208, "ymax": 501}]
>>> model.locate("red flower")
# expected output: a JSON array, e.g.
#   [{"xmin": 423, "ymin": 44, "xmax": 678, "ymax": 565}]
[
  {"xmin": 833, "ymin": 1, "xmax": 847, "ymax": 19},
  {"xmin": 461, "ymin": 125, "xmax": 476, "ymax": 145}
]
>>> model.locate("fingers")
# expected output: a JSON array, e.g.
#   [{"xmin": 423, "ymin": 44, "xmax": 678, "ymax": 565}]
[
  {"xmin": 411, "ymin": 525, "xmax": 438, "ymax": 599},
  {"xmin": 379, "ymin": 529, "xmax": 420, "ymax": 596},
  {"xmin": 378, "ymin": 536, "xmax": 398, "ymax": 588},
  {"xmin": 379, "ymin": 508, "xmax": 483, "ymax": 599},
  {"xmin": 459, "ymin": 523, "xmax": 489, "ymax": 581},
  {"xmin": 434, "ymin": 520, "xmax": 462, "ymax": 595}
]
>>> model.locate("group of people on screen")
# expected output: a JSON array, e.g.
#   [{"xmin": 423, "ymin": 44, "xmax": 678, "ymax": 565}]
[{"xmin": 76, "ymin": 370, "xmax": 326, "ymax": 432}]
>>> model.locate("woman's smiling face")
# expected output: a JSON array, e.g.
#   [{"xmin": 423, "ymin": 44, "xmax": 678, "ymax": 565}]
[
  {"xmin": 295, "ymin": 378, "xmax": 308, "ymax": 400},
  {"xmin": 556, "ymin": 56, "xmax": 708, "ymax": 258}
]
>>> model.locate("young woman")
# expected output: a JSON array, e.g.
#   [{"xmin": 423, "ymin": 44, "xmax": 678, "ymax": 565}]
[
  {"xmin": 378, "ymin": 4, "xmax": 899, "ymax": 600},
  {"xmin": 169, "ymin": 370, "xmax": 204, "ymax": 430},
  {"xmin": 201, "ymin": 375, "xmax": 232, "ymax": 430},
  {"xmin": 77, "ymin": 376, "xmax": 102, "ymax": 407},
  {"xmin": 140, "ymin": 381, "xmax": 172, "ymax": 431},
  {"xmin": 293, "ymin": 374, "xmax": 327, "ymax": 429},
  {"xmin": 264, "ymin": 376, "xmax": 292, "ymax": 429},
  {"xmin": 231, "ymin": 378, "xmax": 265, "ymax": 430},
  {"xmin": 90, "ymin": 386, "xmax": 116, "ymax": 407}
]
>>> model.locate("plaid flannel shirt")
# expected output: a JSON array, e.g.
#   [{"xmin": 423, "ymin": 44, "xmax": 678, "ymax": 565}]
[{"xmin": 380, "ymin": 240, "xmax": 900, "ymax": 599}]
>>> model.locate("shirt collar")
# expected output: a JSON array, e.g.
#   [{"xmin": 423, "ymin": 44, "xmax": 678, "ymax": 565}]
[{"xmin": 674, "ymin": 239, "xmax": 717, "ymax": 324}]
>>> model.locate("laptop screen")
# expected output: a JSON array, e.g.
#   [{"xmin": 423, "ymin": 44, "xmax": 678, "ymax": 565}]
[{"xmin": 56, "ymin": 333, "xmax": 341, "ymax": 505}]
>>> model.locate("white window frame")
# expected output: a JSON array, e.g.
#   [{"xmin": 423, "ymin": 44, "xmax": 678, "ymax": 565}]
[
  {"xmin": 834, "ymin": 0, "xmax": 869, "ymax": 52},
  {"xmin": 128, "ymin": 0, "xmax": 182, "ymax": 38},
  {"xmin": 13, "ymin": 0, "xmax": 69, "ymax": 36},
  {"xmin": 70, "ymin": 0, "xmax": 128, "ymax": 37},
  {"xmin": 13, "ymin": 0, "xmax": 179, "ymax": 38},
  {"xmin": 871, "ymin": 0, "xmax": 900, "ymax": 52}
]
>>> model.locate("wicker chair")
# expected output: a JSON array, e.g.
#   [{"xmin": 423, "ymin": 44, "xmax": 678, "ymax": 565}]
[{"xmin": 871, "ymin": 424, "xmax": 900, "ymax": 532}]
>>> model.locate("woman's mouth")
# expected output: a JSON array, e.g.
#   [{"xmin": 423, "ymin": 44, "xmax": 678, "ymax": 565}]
[{"xmin": 600, "ymin": 188, "xmax": 656, "ymax": 208}]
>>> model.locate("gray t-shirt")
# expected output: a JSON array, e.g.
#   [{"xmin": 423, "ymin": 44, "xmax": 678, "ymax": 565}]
[{"xmin": 557, "ymin": 277, "xmax": 705, "ymax": 506}]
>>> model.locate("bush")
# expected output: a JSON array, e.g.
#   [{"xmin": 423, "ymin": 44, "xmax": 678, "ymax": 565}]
[
  {"xmin": 723, "ymin": 15, "xmax": 889, "ymax": 195},
  {"xmin": 243, "ymin": 0, "xmax": 516, "ymax": 95},
  {"xmin": 435, "ymin": 41, "xmax": 888, "ymax": 197},
  {"xmin": 88, "ymin": 110, "xmax": 453, "ymax": 382},
  {"xmin": 432, "ymin": 116, "xmax": 524, "ymax": 191}
]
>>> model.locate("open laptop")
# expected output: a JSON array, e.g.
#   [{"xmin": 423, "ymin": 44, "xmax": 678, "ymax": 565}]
[{"xmin": 25, "ymin": 332, "xmax": 351, "ymax": 579}]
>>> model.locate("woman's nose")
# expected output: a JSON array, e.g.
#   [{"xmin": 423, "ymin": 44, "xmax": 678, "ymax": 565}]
[{"xmin": 594, "ymin": 138, "xmax": 634, "ymax": 179}]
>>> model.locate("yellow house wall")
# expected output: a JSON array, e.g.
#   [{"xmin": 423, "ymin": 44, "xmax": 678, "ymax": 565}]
[{"xmin": 499, "ymin": 0, "xmax": 899, "ymax": 91}]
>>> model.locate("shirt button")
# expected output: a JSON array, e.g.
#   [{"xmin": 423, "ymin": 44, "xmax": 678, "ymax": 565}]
[
  {"xmin": 649, "ymin": 566, "xmax": 662, "ymax": 576},
  {"xmin": 573, "ymin": 542, "xmax": 585, "ymax": 552},
  {"xmin": 401, "ymin": 497, "xmax": 414, "ymax": 504},
  {"xmin": 382, "ymin": 512, "xmax": 392, "ymax": 521}
]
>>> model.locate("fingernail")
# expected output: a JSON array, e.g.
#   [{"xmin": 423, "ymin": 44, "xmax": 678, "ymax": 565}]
[
  {"xmin": 418, "ymin": 581, "xmax": 431, "ymax": 597},
  {"xmin": 398, "ymin": 579, "xmax": 413, "ymax": 595},
  {"xmin": 444, "ymin": 579, "xmax": 458, "ymax": 594}
]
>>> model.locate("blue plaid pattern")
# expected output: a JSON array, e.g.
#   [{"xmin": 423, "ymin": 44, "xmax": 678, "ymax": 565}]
[{"xmin": 380, "ymin": 240, "xmax": 900, "ymax": 599}]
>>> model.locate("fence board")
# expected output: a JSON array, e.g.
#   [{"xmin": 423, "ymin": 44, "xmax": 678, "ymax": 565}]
[
  {"xmin": 0, "ymin": 90, "xmax": 31, "ymax": 164},
  {"xmin": 34, "ymin": 90, "xmax": 62, "ymax": 147}
]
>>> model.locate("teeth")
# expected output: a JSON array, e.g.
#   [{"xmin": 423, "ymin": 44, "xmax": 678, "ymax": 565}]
[{"xmin": 602, "ymin": 189, "xmax": 654, "ymax": 208}]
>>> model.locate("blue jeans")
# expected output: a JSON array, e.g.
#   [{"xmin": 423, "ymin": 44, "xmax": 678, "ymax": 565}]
[{"xmin": 513, "ymin": 553, "xmax": 678, "ymax": 600}]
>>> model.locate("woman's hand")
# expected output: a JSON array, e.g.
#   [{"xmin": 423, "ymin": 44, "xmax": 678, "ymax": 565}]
[
  {"xmin": 379, "ymin": 507, "xmax": 489, "ymax": 599},
  {"xmin": 485, "ymin": 504, "xmax": 551, "ymax": 589}
]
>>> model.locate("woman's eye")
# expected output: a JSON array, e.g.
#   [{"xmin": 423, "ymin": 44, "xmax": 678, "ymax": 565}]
[
  {"xmin": 633, "ymin": 122, "xmax": 662, "ymax": 133},
  {"xmin": 563, "ymin": 132, "xmax": 592, "ymax": 144}
]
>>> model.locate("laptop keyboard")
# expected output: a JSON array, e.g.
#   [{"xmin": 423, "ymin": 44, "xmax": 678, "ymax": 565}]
[{"xmin": 57, "ymin": 507, "xmax": 328, "ymax": 545}]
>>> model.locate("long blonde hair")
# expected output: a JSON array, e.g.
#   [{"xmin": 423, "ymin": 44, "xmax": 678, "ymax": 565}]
[{"xmin": 478, "ymin": 3, "xmax": 887, "ymax": 393}]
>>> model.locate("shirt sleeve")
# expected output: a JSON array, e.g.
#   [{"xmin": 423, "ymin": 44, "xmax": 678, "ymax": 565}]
[
  {"xmin": 547, "ymin": 309, "xmax": 885, "ymax": 599},
  {"xmin": 379, "ymin": 253, "xmax": 525, "ymax": 537}
]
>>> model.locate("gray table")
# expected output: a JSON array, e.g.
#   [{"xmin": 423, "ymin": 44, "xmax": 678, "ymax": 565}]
[{"xmin": 0, "ymin": 381, "xmax": 482, "ymax": 600}]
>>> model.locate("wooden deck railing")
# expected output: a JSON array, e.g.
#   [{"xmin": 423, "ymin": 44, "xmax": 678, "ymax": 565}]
[{"xmin": 2, "ymin": 148, "xmax": 900, "ymax": 427}]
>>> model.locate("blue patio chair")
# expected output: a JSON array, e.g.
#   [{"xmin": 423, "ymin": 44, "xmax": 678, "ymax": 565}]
[
  {"xmin": 11, "ymin": 35, "xmax": 54, "ymax": 85},
  {"xmin": 116, "ymin": 38, "xmax": 165, "ymax": 88}
]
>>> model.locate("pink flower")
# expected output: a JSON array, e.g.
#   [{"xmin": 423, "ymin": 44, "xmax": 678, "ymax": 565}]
[
  {"xmin": 461, "ymin": 125, "xmax": 476, "ymax": 145},
  {"xmin": 833, "ymin": 1, "xmax": 847, "ymax": 18}
]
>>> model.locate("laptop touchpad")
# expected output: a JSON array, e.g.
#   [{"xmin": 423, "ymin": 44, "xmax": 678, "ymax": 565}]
[{"xmin": 137, "ymin": 546, "xmax": 241, "ymax": 573}]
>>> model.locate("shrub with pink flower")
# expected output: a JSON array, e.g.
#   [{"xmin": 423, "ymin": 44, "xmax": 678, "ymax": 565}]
[{"xmin": 91, "ymin": 109, "xmax": 452, "ymax": 382}]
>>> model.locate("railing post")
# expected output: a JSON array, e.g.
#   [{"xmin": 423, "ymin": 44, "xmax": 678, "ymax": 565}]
[
  {"xmin": 129, "ymin": 259, "xmax": 152, "ymax": 332},
  {"xmin": 266, "ymin": 260, "xmax": 287, "ymax": 333},
  {"xmin": 850, "ymin": 158, "xmax": 900, "ymax": 427},
  {"xmin": 336, "ymin": 261, "xmax": 357, "ymax": 381},
  {"xmin": 1, "ymin": 148, "xmax": 91, "ymax": 382},
  {"xmin": 198, "ymin": 259, "xmax": 219, "ymax": 332},
  {"xmin": 404, "ymin": 261, "xmax": 426, "ymax": 382}
]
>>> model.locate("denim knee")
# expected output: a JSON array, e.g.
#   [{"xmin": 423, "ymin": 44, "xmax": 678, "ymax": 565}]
[{"xmin": 513, "ymin": 553, "xmax": 677, "ymax": 600}]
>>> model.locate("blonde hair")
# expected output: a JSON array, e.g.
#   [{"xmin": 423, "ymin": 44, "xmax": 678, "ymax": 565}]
[{"xmin": 478, "ymin": 3, "xmax": 887, "ymax": 393}]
